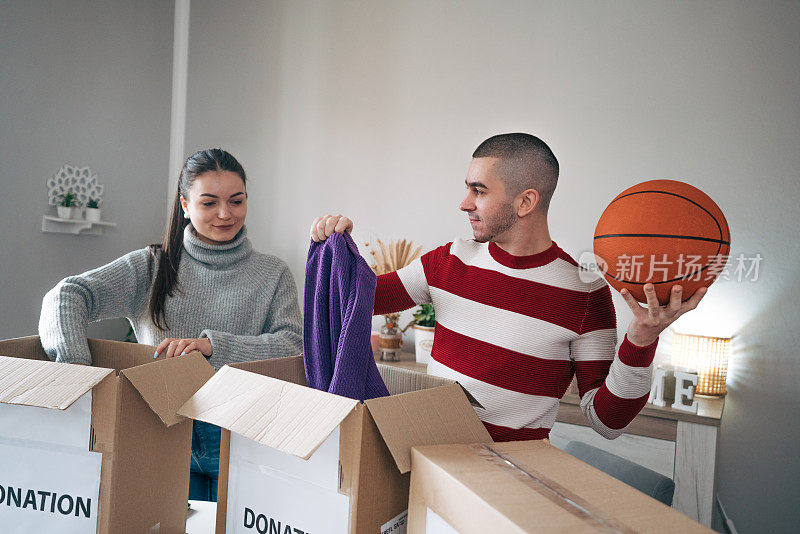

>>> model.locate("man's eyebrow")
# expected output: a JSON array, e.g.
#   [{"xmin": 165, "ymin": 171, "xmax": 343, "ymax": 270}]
[
  {"xmin": 199, "ymin": 192, "xmax": 245, "ymax": 198},
  {"xmin": 465, "ymin": 180, "xmax": 488, "ymax": 189}
]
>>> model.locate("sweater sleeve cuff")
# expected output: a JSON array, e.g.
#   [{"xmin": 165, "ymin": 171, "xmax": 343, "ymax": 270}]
[
  {"xmin": 618, "ymin": 334, "xmax": 658, "ymax": 367},
  {"xmin": 56, "ymin": 345, "xmax": 93, "ymax": 365},
  {"xmin": 200, "ymin": 329, "xmax": 223, "ymax": 360}
]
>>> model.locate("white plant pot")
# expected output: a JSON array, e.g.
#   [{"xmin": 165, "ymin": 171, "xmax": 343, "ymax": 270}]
[
  {"xmin": 57, "ymin": 206, "xmax": 74, "ymax": 219},
  {"xmin": 85, "ymin": 207, "xmax": 102, "ymax": 222},
  {"xmin": 413, "ymin": 325, "xmax": 435, "ymax": 364}
]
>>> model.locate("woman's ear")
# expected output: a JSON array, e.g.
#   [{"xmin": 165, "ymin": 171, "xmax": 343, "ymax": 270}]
[
  {"xmin": 516, "ymin": 189, "xmax": 541, "ymax": 217},
  {"xmin": 179, "ymin": 195, "xmax": 189, "ymax": 217}
]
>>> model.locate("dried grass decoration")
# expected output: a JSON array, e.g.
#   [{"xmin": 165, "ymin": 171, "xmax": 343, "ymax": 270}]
[
  {"xmin": 365, "ymin": 238, "xmax": 424, "ymax": 360},
  {"xmin": 364, "ymin": 238, "xmax": 423, "ymax": 275}
]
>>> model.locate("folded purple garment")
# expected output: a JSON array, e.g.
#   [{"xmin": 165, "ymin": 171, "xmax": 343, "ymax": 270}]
[{"xmin": 303, "ymin": 232, "xmax": 389, "ymax": 401}]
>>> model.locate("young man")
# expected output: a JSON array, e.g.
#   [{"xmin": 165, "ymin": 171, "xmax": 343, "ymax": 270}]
[{"xmin": 311, "ymin": 133, "xmax": 705, "ymax": 441}]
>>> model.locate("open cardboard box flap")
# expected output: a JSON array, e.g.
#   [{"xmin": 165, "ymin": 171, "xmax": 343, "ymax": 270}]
[
  {"xmin": 0, "ymin": 335, "xmax": 159, "ymax": 368},
  {"xmin": 377, "ymin": 363, "xmax": 484, "ymax": 408},
  {"xmin": 230, "ymin": 355, "xmax": 307, "ymax": 385},
  {"xmin": 0, "ymin": 335, "xmax": 50, "ymax": 360},
  {"xmin": 0, "ymin": 355, "xmax": 113, "ymax": 410},
  {"xmin": 178, "ymin": 365, "xmax": 359, "ymax": 460},
  {"xmin": 121, "ymin": 351, "xmax": 216, "ymax": 427},
  {"xmin": 365, "ymin": 382, "xmax": 493, "ymax": 473},
  {"xmin": 89, "ymin": 337, "xmax": 160, "ymax": 370}
]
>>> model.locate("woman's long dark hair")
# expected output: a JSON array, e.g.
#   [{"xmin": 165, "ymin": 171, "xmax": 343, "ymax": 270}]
[{"xmin": 148, "ymin": 148, "xmax": 247, "ymax": 330}]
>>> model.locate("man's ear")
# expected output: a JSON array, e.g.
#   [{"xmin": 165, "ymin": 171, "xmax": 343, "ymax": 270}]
[{"xmin": 516, "ymin": 189, "xmax": 541, "ymax": 217}]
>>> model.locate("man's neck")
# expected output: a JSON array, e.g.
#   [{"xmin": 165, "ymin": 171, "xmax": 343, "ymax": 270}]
[{"xmin": 491, "ymin": 218, "xmax": 552, "ymax": 257}]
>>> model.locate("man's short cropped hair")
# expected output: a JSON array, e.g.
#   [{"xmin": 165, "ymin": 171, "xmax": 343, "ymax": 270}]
[{"xmin": 472, "ymin": 133, "xmax": 559, "ymax": 211}]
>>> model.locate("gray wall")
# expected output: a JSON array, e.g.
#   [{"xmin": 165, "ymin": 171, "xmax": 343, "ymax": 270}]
[
  {"xmin": 0, "ymin": 0, "xmax": 174, "ymax": 341},
  {"xmin": 184, "ymin": 1, "xmax": 800, "ymax": 532}
]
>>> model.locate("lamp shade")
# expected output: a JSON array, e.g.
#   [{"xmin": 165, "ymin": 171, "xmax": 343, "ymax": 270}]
[{"xmin": 671, "ymin": 333, "xmax": 730, "ymax": 396}]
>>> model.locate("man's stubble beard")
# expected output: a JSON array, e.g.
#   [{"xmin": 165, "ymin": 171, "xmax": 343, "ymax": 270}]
[{"xmin": 472, "ymin": 202, "xmax": 517, "ymax": 243}]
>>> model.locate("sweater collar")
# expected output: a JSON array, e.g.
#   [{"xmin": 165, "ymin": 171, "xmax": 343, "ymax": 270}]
[
  {"xmin": 183, "ymin": 223, "xmax": 252, "ymax": 267},
  {"xmin": 487, "ymin": 241, "xmax": 562, "ymax": 269}
]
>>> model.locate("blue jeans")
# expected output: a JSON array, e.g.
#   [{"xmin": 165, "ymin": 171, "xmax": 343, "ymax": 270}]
[{"xmin": 189, "ymin": 420, "xmax": 221, "ymax": 501}]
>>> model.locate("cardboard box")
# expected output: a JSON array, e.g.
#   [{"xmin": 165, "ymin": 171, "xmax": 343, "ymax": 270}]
[
  {"xmin": 177, "ymin": 356, "xmax": 492, "ymax": 534},
  {"xmin": 408, "ymin": 441, "xmax": 713, "ymax": 533},
  {"xmin": 0, "ymin": 336, "xmax": 215, "ymax": 533}
]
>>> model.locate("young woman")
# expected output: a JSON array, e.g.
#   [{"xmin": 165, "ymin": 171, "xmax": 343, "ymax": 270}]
[{"xmin": 39, "ymin": 148, "xmax": 302, "ymax": 501}]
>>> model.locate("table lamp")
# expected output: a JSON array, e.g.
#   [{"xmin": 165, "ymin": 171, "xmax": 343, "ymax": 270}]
[{"xmin": 671, "ymin": 333, "xmax": 731, "ymax": 396}]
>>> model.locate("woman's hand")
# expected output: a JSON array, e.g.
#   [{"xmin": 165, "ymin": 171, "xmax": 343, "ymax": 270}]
[
  {"xmin": 310, "ymin": 214, "xmax": 353, "ymax": 242},
  {"xmin": 154, "ymin": 337, "xmax": 212, "ymax": 359}
]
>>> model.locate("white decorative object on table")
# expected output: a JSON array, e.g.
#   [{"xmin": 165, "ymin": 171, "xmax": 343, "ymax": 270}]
[
  {"xmin": 649, "ymin": 365, "xmax": 699, "ymax": 413},
  {"xmin": 672, "ymin": 371, "xmax": 699, "ymax": 413},
  {"xmin": 410, "ymin": 303, "xmax": 435, "ymax": 364},
  {"xmin": 46, "ymin": 165, "xmax": 104, "ymax": 208},
  {"xmin": 413, "ymin": 324, "xmax": 434, "ymax": 364},
  {"xmin": 649, "ymin": 367, "xmax": 669, "ymax": 407}
]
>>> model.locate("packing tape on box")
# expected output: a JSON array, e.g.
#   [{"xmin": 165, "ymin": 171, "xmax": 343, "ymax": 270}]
[{"xmin": 475, "ymin": 445, "xmax": 635, "ymax": 534}]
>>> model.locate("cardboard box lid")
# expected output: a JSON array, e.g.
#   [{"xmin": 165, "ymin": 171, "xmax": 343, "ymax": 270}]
[
  {"xmin": 413, "ymin": 441, "xmax": 712, "ymax": 533},
  {"xmin": 177, "ymin": 365, "xmax": 360, "ymax": 460},
  {"xmin": 365, "ymin": 382, "xmax": 493, "ymax": 474},
  {"xmin": 0, "ymin": 355, "xmax": 113, "ymax": 410},
  {"xmin": 120, "ymin": 351, "xmax": 216, "ymax": 427}
]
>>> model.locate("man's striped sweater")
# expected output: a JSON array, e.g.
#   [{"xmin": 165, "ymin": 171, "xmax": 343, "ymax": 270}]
[{"xmin": 374, "ymin": 239, "xmax": 657, "ymax": 442}]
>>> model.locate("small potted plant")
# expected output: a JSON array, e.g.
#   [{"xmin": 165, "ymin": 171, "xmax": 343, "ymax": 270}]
[
  {"xmin": 57, "ymin": 190, "xmax": 79, "ymax": 219},
  {"xmin": 85, "ymin": 197, "xmax": 102, "ymax": 222},
  {"xmin": 412, "ymin": 303, "xmax": 435, "ymax": 363}
]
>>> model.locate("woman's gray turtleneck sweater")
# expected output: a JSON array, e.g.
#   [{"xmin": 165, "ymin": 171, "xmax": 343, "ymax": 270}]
[{"xmin": 38, "ymin": 224, "xmax": 302, "ymax": 369}]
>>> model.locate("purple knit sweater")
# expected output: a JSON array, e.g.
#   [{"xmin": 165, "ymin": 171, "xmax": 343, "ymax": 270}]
[{"xmin": 303, "ymin": 232, "xmax": 389, "ymax": 401}]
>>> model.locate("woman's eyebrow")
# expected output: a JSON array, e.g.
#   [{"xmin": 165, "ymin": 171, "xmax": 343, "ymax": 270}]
[{"xmin": 199, "ymin": 191, "xmax": 245, "ymax": 198}]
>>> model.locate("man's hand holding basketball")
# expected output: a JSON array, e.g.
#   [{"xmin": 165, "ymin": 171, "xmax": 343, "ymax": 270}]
[{"xmin": 622, "ymin": 283, "xmax": 707, "ymax": 347}]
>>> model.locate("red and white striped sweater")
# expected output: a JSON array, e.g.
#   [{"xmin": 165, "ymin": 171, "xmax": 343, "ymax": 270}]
[{"xmin": 374, "ymin": 239, "xmax": 657, "ymax": 442}]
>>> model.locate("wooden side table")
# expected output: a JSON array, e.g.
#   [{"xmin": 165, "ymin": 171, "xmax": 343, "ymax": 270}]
[{"xmin": 377, "ymin": 356, "xmax": 724, "ymax": 527}]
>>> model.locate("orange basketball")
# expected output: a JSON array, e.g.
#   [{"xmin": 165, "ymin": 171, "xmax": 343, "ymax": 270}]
[{"xmin": 593, "ymin": 180, "xmax": 730, "ymax": 304}]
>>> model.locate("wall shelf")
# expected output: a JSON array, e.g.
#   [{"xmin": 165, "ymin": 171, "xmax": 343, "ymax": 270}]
[{"xmin": 42, "ymin": 215, "xmax": 117, "ymax": 235}]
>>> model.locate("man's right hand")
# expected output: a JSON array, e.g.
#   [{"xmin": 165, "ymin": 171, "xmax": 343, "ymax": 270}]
[{"xmin": 310, "ymin": 215, "xmax": 353, "ymax": 242}]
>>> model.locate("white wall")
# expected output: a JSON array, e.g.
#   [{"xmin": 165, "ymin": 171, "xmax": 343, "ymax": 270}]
[
  {"xmin": 184, "ymin": 1, "xmax": 800, "ymax": 531},
  {"xmin": 0, "ymin": 0, "xmax": 174, "ymax": 341}
]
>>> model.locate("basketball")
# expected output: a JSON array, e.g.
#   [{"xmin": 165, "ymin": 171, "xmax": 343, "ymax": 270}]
[{"xmin": 593, "ymin": 179, "xmax": 731, "ymax": 305}]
